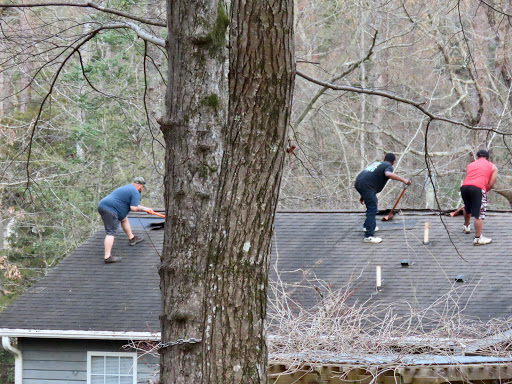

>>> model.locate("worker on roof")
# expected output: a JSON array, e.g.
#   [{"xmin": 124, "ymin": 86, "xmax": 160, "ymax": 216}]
[
  {"xmin": 461, "ymin": 149, "xmax": 497, "ymax": 246},
  {"xmin": 97, "ymin": 177, "xmax": 156, "ymax": 263},
  {"xmin": 355, "ymin": 153, "xmax": 411, "ymax": 243}
]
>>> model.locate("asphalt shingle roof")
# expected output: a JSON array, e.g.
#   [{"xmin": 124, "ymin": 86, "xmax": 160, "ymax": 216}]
[
  {"xmin": 272, "ymin": 211, "xmax": 512, "ymax": 322},
  {"xmin": 0, "ymin": 210, "xmax": 511, "ymax": 334},
  {"xmin": 0, "ymin": 215, "xmax": 162, "ymax": 333}
]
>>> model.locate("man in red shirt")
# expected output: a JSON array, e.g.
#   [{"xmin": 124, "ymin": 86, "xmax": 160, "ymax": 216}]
[{"xmin": 460, "ymin": 149, "xmax": 497, "ymax": 245}]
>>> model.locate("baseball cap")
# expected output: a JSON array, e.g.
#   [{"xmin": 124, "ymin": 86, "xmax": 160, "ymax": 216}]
[{"xmin": 133, "ymin": 177, "xmax": 147, "ymax": 188}]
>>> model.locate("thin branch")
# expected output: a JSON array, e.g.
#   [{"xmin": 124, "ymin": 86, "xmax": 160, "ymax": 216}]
[
  {"xmin": 457, "ymin": 0, "xmax": 478, "ymax": 75},
  {"xmin": 294, "ymin": 30, "xmax": 378, "ymax": 128},
  {"xmin": 23, "ymin": 21, "xmax": 164, "ymax": 186},
  {"xmin": 424, "ymin": 118, "xmax": 466, "ymax": 262},
  {"xmin": 286, "ymin": 126, "xmax": 318, "ymax": 178},
  {"xmin": 296, "ymin": 70, "xmax": 512, "ymax": 135},
  {"xmin": 24, "ymin": 28, "xmax": 101, "ymax": 187},
  {"xmin": 76, "ymin": 50, "xmax": 117, "ymax": 98},
  {"xmin": 479, "ymin": 0, "xmax": 512, "ymax": 19},
  {"xmin": 145, "ymin": 52, "xmax": 167, "ymax": 86},
  {"xmin": 0, "ymin": 1, "xmax": 167, "ymax": 27},
  {"xmin": 142, "ymin": 40, "xmax": 166, "ymax": 170},
  {"xmin": 124, "ymin": 21, "xmax": 165, "ymax": 47},
  {"xmin": 0, "ymin": 23, "xmax": 90, "ymax": 102}
]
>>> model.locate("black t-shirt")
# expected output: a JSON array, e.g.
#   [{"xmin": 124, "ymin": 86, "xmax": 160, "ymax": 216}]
[{"xmin": 355, "ymin": 161, "xmax": 393, "ymax": 193}]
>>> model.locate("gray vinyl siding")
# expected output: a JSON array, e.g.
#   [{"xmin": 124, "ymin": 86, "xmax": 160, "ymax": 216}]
[{"xmin": 19, "ymin": 338, "xmax": 159, "ymax": 384}]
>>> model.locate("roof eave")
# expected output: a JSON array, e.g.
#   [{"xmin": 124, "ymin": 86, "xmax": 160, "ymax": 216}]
[{"xmin": 0, "ymin": 328, "xmax": 160, "ymax": 341}]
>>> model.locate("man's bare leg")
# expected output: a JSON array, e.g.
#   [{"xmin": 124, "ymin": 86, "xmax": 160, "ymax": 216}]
[
  {"xmin": 104, "ymin": 235, "xmax": 115, "ymax": 260},
  {"xmin": 463, "ymin": 210, "xmax": 471, "ymax": 227},
  {"xmin": 120, "ymin": 218, "xmax": 134, "ymax": 240},
  {"xmin": 474, "ymin": 218, "xmax": 483, "ymax": 238}
]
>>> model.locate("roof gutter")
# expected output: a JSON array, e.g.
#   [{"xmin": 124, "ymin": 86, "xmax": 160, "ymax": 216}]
[
  {"xmin": 2, "ymin": 336, "xmax": 22, "ymax": 384},
  {"xmin": 0, "ymin": 328, "xmax": 160, "ymax": 341}
]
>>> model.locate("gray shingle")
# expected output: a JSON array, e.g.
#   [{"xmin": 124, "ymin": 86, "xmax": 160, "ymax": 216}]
[{"xmin": 0, "ymin": 210, "xmax": 510, "ymax": 334}]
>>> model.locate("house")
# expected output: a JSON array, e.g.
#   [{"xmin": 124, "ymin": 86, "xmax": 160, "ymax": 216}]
[
  {"xmin": 1, "ymin": 210, "xmax": 512, "ymax": 383},
  {"xmin": 0, "ymin": 213, "xmax": 162, "ymax": 384}
]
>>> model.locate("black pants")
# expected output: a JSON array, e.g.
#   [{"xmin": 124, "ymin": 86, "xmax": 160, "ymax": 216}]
[{"xmin": 355, "ymin": 185, "xmax": 378, "ymax": 237}]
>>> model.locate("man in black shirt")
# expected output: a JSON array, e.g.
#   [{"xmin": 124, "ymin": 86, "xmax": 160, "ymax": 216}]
[{"xmin": 355, "ymin": 153, "xmax": 411, "ymax": 243}]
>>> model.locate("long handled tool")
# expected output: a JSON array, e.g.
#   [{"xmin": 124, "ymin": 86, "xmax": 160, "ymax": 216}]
[
  {"xmin": 382, "ymin": 185, "xmax": 408, "ymax": 221},
  {"xmin": 145, "ymin": 209, "xmax": 165, "ymax": 218},
  {"xmin": 449, "ymin": 206, "xmax": 464, "ymax": 217}
]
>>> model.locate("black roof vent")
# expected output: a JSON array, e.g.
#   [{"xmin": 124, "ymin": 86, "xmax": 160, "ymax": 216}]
[
  {"xmin": 455, "ymin": 275, "xmax": 465, "ymax": 283},
  {"xmin": 401, "ymin": 259, "xmax": 411, "ymax": 267}
]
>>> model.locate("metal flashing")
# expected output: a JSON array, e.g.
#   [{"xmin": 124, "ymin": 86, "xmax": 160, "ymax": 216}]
[{"xmin": 0, "ymin": 328, "xmax": 160, "ymax": 340}]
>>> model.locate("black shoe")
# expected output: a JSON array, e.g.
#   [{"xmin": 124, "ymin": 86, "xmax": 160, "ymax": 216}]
[
  {"xmin": 104, "ymin": 256, "xmax": 122, "ymax": 263},
  {"xmin": 129, "ymin": 235, "xmax": 144, "ymax": 246}
]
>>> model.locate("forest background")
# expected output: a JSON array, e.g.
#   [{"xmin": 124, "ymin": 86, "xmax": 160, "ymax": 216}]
[{"xmin": 2, "ymin": 0, "xmax": 512, "ymax": 380}]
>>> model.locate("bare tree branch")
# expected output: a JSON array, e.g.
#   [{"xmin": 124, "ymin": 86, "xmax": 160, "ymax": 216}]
[
  {"xmin": 76, "ymin": 50, "xmax": 117, "ymax": 98},
  {"xmin": 294, "ymin": 30, "xmax": 378, "ymax": 128},
  {"xmin": 124, "ymin": 21, "xmax": 165, "ymax": 47},
  {"xmin": 23, "ymin": 21, "xmax": 163, "ymax": 186},
  {"xmin": 457, "ymin": 0, "xmax": 478, "ymax": 76},
  {"xmin": 479, "ymin": 0, "xmax": 512, "ymax": 19},
  {"xmin": 24, "ymin": 27, "xmax": 101, "ymax": 185},
  {"xmin": 0, "ymin": 1, "xmax": 166, "ymax": 27},
  {"xmin": 423, "ymin": 118, "xmax": 467, "ymax": 262},
  {"xmin": 296, "ymin": 69, "xmax": 512, "ymax": 135}
]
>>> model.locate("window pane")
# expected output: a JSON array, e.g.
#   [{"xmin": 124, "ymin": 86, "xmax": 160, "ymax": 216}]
[
  {"xmin": 106, "ymin": 356, "xmax": 120, "ymax": 375},
  {"xmin": 91, "ymin": 376, "xmax": 105, "ymax": 384},
  {"xmin": 104, "ymin": 375, "xmax": 119, "ymax": 384},
  {"xmin": 91, "ymin": 356, "xmax": 105, "ymax": 374},
  {"xmin": 119, "ymin": 357, "xmax": 133, "ymax": 374},
  {"xmin": 120, "ymin": 376, "xmax": 132, "ymax": 384}
]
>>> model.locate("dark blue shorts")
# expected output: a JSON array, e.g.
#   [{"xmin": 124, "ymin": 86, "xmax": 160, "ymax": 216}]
[{"xmin": 97, "ymin": 207, "xmax": 120, "ymax": 235}]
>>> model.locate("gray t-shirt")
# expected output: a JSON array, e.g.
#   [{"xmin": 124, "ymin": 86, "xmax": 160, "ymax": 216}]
[{"xmin": 97, "ymin": 184, "xmax": 140, "ymax": 219}]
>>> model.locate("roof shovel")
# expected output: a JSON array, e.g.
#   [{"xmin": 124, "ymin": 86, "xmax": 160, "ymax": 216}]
[
  {"xmin": 145, "ymin": 209, "xmax": 165, "ymax": 218},
  {"xmin": 382, "ymin": 185, "xmax": 409, "ymax": 221},
  {"xmin": 449, "ymin": 206, "xmax": 464, "ymax": 217}
]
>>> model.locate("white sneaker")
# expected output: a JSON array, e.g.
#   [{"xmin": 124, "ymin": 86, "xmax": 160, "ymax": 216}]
[
  {"xmin": 474, "ymin": 235, "xmax": 492, "ymax": 246},
  {"xmin": 363, "ymin": 226, "xmax": 379, "ymax": 232},
  {"xmin": 463, "ymin": 224, "xmax": 470, "ymax": 234},
  {"xmin": 364, "ymin": 236, "xmax": 382, "ymax": 244}
]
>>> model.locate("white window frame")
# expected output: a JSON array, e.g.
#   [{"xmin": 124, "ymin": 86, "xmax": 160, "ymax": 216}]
[{"xmin": 87, "ymin": 351, "xmax": 137, "ymax": 384}]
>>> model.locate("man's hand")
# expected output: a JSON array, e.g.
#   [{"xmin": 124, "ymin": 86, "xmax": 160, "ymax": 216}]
[
  {"xmin": 386, "ymin": 172, "xmax": 412, "ymax": 186},
  {"xmin": 145, "ymin": 208, "xmax": 155, "ymax": 215},
  {"xmin": 359, "ymin": 196, "xmax": 364, "ymax": 205}
]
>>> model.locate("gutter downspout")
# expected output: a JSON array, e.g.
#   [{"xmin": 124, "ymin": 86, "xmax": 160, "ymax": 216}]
[{"xmin": 2, "ymin": 336, "xmax": 22, "ymax": 384}]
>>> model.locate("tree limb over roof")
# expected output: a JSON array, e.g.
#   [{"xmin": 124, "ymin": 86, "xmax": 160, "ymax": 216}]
[
  {"xmin": 0, "ymin": 1, "xmax": 166, "ymax": 27},
  {"xmin": 296, "ymin": 69, "xmax": 512, "ymax": 136}
]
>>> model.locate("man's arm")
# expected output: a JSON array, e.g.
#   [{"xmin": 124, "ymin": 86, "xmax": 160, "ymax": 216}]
[
  {"xmin": 130, "ymin": 205, "xmax": 152, "ymax": 213},
  {"xmin": 385, "ymin": 171, "xmax": 411, "ymax": 185},
  {"xmin": 487, "ymin": 165, "xmax": 498, "ymax": 191}
]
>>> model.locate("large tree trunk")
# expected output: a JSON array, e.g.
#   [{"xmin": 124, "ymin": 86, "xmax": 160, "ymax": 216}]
[
  {"xmin": 160, "ymin": 0, "xmax": 295, "ymax": 382},
  {"xmin": 159, "ymin": 0, "xmax": 227, "ymax": 382},
  {"xmin": 202, "ymin": 0, "xmax": 295, "ymax": 382}
]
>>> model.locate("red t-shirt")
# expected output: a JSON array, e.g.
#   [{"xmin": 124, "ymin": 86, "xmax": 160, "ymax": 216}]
[{"xmin": 462, "ymin": 158, "xmax": 495, "ymax": 192}]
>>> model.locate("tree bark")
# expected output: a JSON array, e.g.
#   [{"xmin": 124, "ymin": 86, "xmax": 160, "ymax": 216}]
[
  {"xmin": 202, "ymin": 0, "xmax": 295, "ymax": 382},
  {"xmin": 160, "ymin": 0, "xmax": 295, "ymax": 382},
  {"xmin": 159, "ymin": 1, "xmax": 227, "ymax": 382}
]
